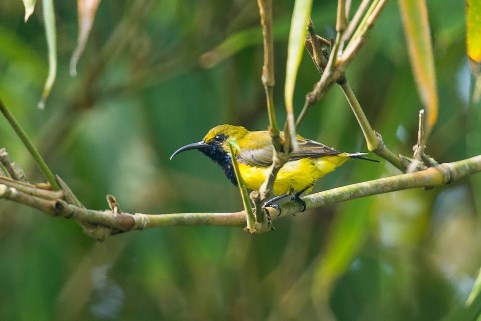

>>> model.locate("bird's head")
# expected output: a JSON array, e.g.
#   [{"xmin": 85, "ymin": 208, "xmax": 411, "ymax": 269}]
[{"xmin": 170, "ymin": 124, "xmax": 248, "ymax": 160}]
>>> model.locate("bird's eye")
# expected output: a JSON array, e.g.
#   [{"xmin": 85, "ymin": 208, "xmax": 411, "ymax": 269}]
[{"xmin": 214, "ymin": 134, "xmax": 224, "ymax": 142}]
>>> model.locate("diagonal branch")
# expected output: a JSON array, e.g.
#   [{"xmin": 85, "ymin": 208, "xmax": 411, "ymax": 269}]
[{"xmin": 0, "ymin": 99, "xmax": 60, "ymax": 190}]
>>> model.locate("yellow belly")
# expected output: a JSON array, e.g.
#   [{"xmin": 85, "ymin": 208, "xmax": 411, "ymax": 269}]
[{"xmin": 237, "ymin": 155, "xmax": 349, "ymax": 195}]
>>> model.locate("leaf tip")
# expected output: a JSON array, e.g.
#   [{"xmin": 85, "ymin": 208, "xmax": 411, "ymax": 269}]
[{"xmin": 24, "ymin": 9, "xmax": 34, "ymax": 22}]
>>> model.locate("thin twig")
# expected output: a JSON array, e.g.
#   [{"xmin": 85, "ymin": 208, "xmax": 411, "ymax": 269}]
[
  {"xmin": 257, "ymin": 0, "xmax": 279, "ymax": 139},
  {"xmin": 409, "ymin": 109, "xmax": 438, "ymax": 171},
  {"xmin": 0, "ymin": 176, "xmax": 63, "ymax": 200},
  {"xmin": 336, "ymin": 0, "xmax": 347, "ymax": 38},
  {"xmin": 413, "ymin": 109, "xmax": 426, "ymax": 160},
  {"xmin": 296, "ymin": 26, "xmax": 345, "ymax": 128},
  {"xmin": 228, "ymin": 141, "xmax": 260, "ymax": 233},
  {"xmin": 256, "ymin": 0, "xmax": 289, "ymax": 206},
  {"xmin": 339, "ymin": 81, "xmax": 404, "ymax": 171},
  {"xmin": 341, "ymin": 0, "xmax": 372, "ymax": 45},
  {"xmin": 0, "ymin": 99, "xmax": 60, "ymax": 190},
  {"xmin": 297, "ymin": 0, "xmax": 388, "ymax": 129},
  {"xmin": 341, "ymin": 0, "xmax": 387, "ymax": 65},
  {"xmin": 0, "ymin": 148, "xmax": 20, "ymax": 180}
]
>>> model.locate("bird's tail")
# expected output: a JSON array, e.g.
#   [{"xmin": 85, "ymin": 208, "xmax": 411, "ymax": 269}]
[{"xmin": 347, "ymin": 152, "xmax": 379, "ymax": 163}]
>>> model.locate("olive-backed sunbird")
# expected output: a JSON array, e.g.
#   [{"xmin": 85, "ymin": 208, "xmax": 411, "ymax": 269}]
[{"xmin": 170, "ymin": 124, "xmax": 376, "ymax": 196}]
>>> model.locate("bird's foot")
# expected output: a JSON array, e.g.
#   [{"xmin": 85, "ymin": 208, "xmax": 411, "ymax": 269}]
[
  {"xmin": 291, "ymin": 191, "xmax": 306, "ymax": 212},
  {"xmin": 263, "ymin": 193, "xmax": 289, "ymax": 207},
  {"xmin": 263, "ymin": 193, "xmax": 289, "ymax": 217}
]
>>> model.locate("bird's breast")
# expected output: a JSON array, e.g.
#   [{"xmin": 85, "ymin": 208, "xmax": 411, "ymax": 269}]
[
  {"xmin": 237, "ymin": 159, "xmax": 315, "ymax": 195},
  {"xmin": 237, "ymin": 155, "xmax": 349, "ymax": 195}
]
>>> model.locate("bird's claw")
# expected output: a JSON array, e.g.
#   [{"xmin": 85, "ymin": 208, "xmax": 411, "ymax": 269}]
[
  {"xmin": 263, "ymin": 202, "xmax": 282, "ymax": 217},
  {"xmin": 263, "ymin": 194, "xmax": 289, "ymax": 217},
  {"xmin": 291, "ymin": 193, "xmax": 306, "ymax": 212}
]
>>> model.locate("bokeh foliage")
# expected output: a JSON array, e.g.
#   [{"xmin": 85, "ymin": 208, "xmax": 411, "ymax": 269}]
[{"xmin": 1, "ymin": 0, "xmax": 480, "ymax": 320}]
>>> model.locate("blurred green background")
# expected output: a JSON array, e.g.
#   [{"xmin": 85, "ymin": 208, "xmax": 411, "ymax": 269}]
[{"xmin": 1, "ymin": 1, "xmax": 480, "ymax": 320}]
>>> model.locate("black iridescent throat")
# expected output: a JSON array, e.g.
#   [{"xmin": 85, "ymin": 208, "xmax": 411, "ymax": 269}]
[{"xmin": 199, "ymin": 143, "xmax": 237, "ymax": 186}]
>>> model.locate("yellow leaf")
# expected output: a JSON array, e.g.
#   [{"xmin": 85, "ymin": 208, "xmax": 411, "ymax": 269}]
[
  {"xmin": 467, "ymin": 0, "xmax": 481, "ymax": 103},
  {"xmin": 398, "ymin": 0, "xmax": 438, "ymax": 133},
  {"xmin": 467, "ymin": 0, "xmax": 481, "ymax": 68}
]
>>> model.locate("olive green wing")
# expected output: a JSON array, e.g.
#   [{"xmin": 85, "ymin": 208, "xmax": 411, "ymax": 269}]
[
  {"xmin": 236, "ymin": 132, "xmax": 341, "ymax": 167},
  {"xmin": 289, "ymin": 138, "xmax": 341, "ymax": 160}
]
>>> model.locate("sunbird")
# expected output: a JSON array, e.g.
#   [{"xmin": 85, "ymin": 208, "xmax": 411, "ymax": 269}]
[{"xmin": 170, "ymin": 124, "xmax": 376, "ymax": 200}]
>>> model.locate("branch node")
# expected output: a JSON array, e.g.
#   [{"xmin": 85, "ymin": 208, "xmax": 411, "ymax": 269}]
[
  {"xmin": 54, "ymin": 200, "xmax": 72, "ymax": 217},
  {"xmin": 0, "ymin": 148, "xmax": 27, "ymax": 182},
  {"xmin": 437, "ymin": 163, "xmax": 454, "ymax": 185}
]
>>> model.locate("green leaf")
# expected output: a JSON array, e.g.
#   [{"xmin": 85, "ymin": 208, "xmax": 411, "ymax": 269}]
[
  {"xmin": 70, "ymin": 0, "xmax": 101, "ymax": 77},
  {"xmin": 38, "ymin": 0, "xmax": 57, "ymax": 109},
  {"xmin": 467, "ymin": 0, "xmax": 481, "ymax": 68},
  {"xmin": 468, "ymin": 268, "xmax": 481, "ymax": 306},
  {"xmin": 21, "ymin": 0, "xmax": 37, "ymax": 22},
  {"xmin": 467, "ymin": 0, "xmax": 481, "ymax": 102},
  {"xmin": 284, "ymin": 0, "xmax": 312, "ymax": 148},
  {"xmin": 398, "ymin": 0, "xmax": 438, "ymax": 133}
]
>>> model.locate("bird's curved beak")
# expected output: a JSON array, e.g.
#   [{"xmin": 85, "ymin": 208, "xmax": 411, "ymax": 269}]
[{"xmin": 170, "ymin": 141, "xmax": 207, "ymax": 160}]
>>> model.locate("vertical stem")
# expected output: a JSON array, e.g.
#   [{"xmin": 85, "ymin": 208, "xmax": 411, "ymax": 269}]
[
  {"xmin": 341, "ymin": 0, "xmax": 372, "ymax": 45},
  {"xmin": 257, "ymin": 0, "xmax": 279, "ymax": 139},
  {"xmin": 0, "ymin": 100, "xmax": 60, "ymax": 190},
  {"xmin": 228, "ymin": 142, "xmax": 256, "ymax": 231},
  {"xmin": 256, "ymin": 0, "xmax": 288, "ymax": 206},
  {"xmin": 336, "ymin": 0, "xmax": 347, "ymax": 33}
]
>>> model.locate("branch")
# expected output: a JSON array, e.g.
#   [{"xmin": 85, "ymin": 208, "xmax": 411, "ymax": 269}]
[
  {"xmin": 301, "ymin": 9, "xmax": 404, "ymax": 172},
  {"xmin": 0, "ymin": 148, "xmax": 26, "ymax": 181},
  {"xmin": 2, "ymin": 155, "xmax": 481, "ymax": 240},
  {"xmin": 257, "ymin": 0, "xmax": 279, "ymax": 140},
  {"xmin": 296, "ymin": 0, "xmax": 388, "ymax": 128},
  {"xmin": 254, "ymin": 0, "xmax": 290, "ymax": 225},
  {"xmin": 339, "ymin": 80, "xmax": 405, "ymax": 171},
  {"xmin": 0, "ymin": 99, "xmax": 60, "ymax": 190}
]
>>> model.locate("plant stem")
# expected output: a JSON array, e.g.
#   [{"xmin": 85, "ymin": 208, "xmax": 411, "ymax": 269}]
[
  {"xmin": 257, "ymin": 0, "xmax": 279, "ymax": 137},
  {"xmin": 339, "ymin": 81, "xmax": 404, "ymax": 171},
  {"xmin": 256, "ymin": 0, "xmax": 289, "ymax": 208},
  {"xmin": 341, "ymin": 0, "xmax": 371, "ymax": 45},
  {"xmin": 0, "ymin": 99, "xmax": 60, "ymax": 190},
  {"xmin": 228, "ymin": 141, "xmax": 256, "ymax": 231}
]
